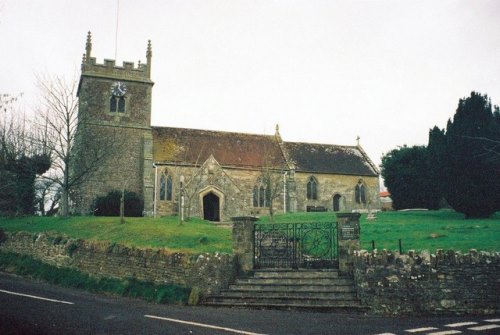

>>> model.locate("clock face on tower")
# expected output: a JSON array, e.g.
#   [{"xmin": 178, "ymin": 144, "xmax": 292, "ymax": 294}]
[{"xmin": 111, "ymin": 81, "xmax": 127, "ymax": 96}]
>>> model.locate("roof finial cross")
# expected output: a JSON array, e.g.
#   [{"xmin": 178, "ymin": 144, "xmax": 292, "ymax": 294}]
[{"xmin": 356, "ymin": 136, "xmax": 360, "ymax": 146}]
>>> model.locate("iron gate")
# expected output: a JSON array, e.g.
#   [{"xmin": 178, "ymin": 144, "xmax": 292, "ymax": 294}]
[{"xmin": 254, "ymin": 222, "xmax": 338, "ymax": 269}]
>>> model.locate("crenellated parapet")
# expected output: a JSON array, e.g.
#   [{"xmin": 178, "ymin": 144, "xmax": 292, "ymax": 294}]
[{"xmin": 81, "ymin": 31, "xmax": 153, "ymax": 83}]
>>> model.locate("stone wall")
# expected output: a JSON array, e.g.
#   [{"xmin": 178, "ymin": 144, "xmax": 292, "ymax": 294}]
[
  {"xmin": 353, "ymin": 249, "xmax": 500, "ymax": 315},
  {"xmin": 293, "ymin": 172, "xmax": 379, "ymax": 212},
  {"xmin": 154, "ymin": 162, "xmax": 381, "ymax": 221},
  {"xmin": 0, "ymin": 231, "xmax": 235, "ymax": 296},
  {"xmin": 75, "ymin": 55, "xmax": 154, "ymax": 215}
]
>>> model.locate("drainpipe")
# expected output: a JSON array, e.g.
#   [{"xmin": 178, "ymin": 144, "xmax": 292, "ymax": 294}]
[
  {"xmin": 283, "ymin": 171, "xmax": 287, "ymax": 213},
  {"xmin": 153, "ymin": 163, "xmax": 157, "ymax": 218},
  {"xmin": 179, "ymin": 175, "xmax": 185, "ymax": 225}
]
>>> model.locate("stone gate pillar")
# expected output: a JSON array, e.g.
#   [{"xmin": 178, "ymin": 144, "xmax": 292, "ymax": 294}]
[
  {"xmin": 336, "ymin": 212, "xmax": 361, "ymax": 276},
  {"xmin": 231, "ymin": 216, "xmax": 258, "ymax": 275}
]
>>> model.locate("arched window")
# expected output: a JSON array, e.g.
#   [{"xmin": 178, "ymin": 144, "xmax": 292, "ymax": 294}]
[
  {"xmin": 253, "ymin": 186, "xmax": 259, "ymax": 207},
  {"xmin": 259, "ymin": 186, "xmax": 266, "ymax": 207},
  {"xmin": 166, "ymin": 175, "xmax": 173, "ymax": 201},
  {"xmin": 160, "ymin": 175, "xmax": 166, "ymax": 201},
  {"xmin": 307, "ymin": 176, "xmax": 318, "ymax": 200},
  {"xmin": 253, "ymin": 179, "xmax": 270, "ymax": 207},
  {"xmin": 159, "ymin": 173, "xmax": 173, "ymax": 201},
  {"xmin": 355, "ymin": 179, "xmax": 366, "ymax": 205},
  {"xmin": 110, "ymin": 96, "xmax": 126, "ymax": 113},
  {"xmin": 117, "ymin": 97, "xmax": 125, "ymax": 113}
]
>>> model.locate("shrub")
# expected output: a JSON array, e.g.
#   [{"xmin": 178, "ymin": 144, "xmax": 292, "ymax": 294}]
[{"xmin": 92, "ymin": 190, "xmax": 143, "ymax": 217}]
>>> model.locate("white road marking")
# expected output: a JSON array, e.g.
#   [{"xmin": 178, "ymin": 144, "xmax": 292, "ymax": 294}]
[
  {"xmin": 426, "ymin": 330, "xmax": 461, "ymax": 335},
  {"xmin": 405, "ymin": 327, "xmax": 438, "ymax": 333},
  {"xmin": 445, "ymin": 322, "xmax": 477, "ymax": 327},
  {"xmin": 484, "ymin": 319, "xmax": 500, "ymax": 323},
  {"xmin": 145, "ymin": 315, "xmax": 267, "ymax": 335},
  {"xmin": 0, "ymin": 289, "xmax": 74, "ymax": 305},
  {"xmin": 373, "ymin": 333, "xmax": 398, "ymax": 335},
  {"xmin": 468, "ymin": 324, "xmax": 500, "ymax": 331}
]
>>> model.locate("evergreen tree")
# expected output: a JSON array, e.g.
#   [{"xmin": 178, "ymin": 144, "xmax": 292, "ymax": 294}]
[
  {"xmin": 381, "ymin": 145, "xmax": 440, "ymax": 210},
  {"xmin": 427, "ymin": 126, "xmax": 447, "ymax": 207},
  {"xmin": 0, "ymin": 95, "xmax": 51, "ymax": 216},
  {"xmin": 441, "ymin": 92, "xmax": 500, "ymax": 218}
]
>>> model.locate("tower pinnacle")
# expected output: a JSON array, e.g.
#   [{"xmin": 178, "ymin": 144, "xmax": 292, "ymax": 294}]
[
  {"xmin": 146, "ymin": 40, "xmax": 152, "ymax": 78},
  {"xmin": 85, "ymin": 31, "xmax": 92, "ymax": 62}
]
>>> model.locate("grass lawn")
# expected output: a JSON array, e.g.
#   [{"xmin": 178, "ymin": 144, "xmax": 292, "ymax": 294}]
[
  {"xmin": 0, "ymin": 216, "xmax": 232, "ymax": 254},
  {"xmin": 0, "ymin": 210, "xmax": 498, "ymax": 253},
  {"xmin": 261, "ymin": 210, "xmax": 500, "ymax": 252},
  {"xmin": 359, "ymin": 210, "xmax": 499, "ymax": 253}
]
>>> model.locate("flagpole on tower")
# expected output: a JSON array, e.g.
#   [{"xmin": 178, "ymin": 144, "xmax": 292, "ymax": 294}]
[{"xmin": 115, "ymin": 0, "xmax": 120, "ymax": 60}]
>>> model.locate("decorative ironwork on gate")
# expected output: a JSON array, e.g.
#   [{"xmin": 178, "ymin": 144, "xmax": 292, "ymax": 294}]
[{"xmin": 254, "ymin": 222, "xmax": 338, "ymax": 269}]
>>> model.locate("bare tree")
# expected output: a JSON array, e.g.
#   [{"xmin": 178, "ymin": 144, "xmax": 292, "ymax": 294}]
[
  {"xmin": 256, "ymin": 141, "xmax": 286, "ymax": 219},
  {"xmin": 180, "ymin": 148, "xmax": 206, "ymax": 222},
  {"xmin": 36, "ymin": 74, "xmax": 120, "ymax": 217},
  {"xmin": 258, "ymin": 166, "xmax": 285, "ymax": 219},
  {"xmin": 34, "ymin": 178, "xmax": 60, "ymax": 216}
]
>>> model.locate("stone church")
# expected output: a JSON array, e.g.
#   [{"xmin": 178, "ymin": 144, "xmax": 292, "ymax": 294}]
[{"xmin": 74, "ymin": 33, "xmax": 379, "ymax": 221}]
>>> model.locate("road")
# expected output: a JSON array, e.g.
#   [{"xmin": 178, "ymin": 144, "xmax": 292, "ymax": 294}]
[{"xmin": 0, "ymin": 272, "xmax": 498, "ymax": 335}]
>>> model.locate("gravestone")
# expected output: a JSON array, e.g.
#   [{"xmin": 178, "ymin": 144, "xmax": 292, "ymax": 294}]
[{"xmin": 336, "ymin": 212, "xmax": 361, "ymax": 275}]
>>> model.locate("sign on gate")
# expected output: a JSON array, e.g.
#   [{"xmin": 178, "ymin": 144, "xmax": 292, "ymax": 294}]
[{"xmin": 254, "ymin": 222, "xmax": 338, "ymax": 269}]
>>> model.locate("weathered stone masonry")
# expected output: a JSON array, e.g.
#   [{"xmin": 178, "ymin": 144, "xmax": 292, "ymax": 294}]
[
  {"xmin": 0, "ymin": 231, "xmax": 235, "ymax": 296},
  {"xmin": 1, "ymin": 228, "xmax": 498, "ymax": 314},
  {"xmin": 353, "ymin": 249, "xmax": 500, "ymax": 315}
]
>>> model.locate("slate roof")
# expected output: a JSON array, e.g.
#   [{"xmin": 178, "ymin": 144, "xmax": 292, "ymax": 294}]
[
  {"xmin": 152, "ymin": 127, "xmax": 287, "ymax": 169},
  {"xmin": 152, "ymin": 126, "xmax": 379, "ymax": 176},
  {"xmin": 284, "ymin": 142, "xmax": 378, "ymax": 176}
]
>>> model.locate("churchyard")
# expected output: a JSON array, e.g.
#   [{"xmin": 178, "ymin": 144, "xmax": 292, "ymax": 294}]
[{"xmin": 1, "ymin": 210, "xmax": 498, "ymax": 254}]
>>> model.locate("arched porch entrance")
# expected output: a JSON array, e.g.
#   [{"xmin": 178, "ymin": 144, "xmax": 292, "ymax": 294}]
[{"xmin": 202, "ymin": 192, "xmax": 220, "ymax": 222}]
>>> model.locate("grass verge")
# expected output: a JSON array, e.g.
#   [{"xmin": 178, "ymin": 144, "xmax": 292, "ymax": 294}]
[{"xmin": 0, "ymin": 251, "xmax": 190, "ymax": 304}]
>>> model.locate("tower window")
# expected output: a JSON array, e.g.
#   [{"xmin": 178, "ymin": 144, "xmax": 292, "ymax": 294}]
[
  {"xmin": 110, "ymin": 96, "xmax": 126, "ymax": 113},
  {"xmin": 117, "ymin": 96, "xmax": 125, "ymax": 113}
]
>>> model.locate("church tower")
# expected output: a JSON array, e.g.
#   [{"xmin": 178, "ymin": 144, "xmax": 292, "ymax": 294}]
[{"xmin": 74, "ymin": 32, "xmax": 154, "ymax": 215}]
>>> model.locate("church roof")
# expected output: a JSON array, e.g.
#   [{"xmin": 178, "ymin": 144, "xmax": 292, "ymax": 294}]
[
  {"xmin": 152, "ymin": 127, "xmax": 287, "ymax": 169},
  {"xmin": 284, "ymin": 142, "xmax": 379, "ymax": 176},
  {"xmin": 152, "ymin": 126, "xmax": 379, "ymax": 176}
]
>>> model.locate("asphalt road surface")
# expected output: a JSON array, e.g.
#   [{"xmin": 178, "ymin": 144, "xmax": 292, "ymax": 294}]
[{"xmin": 0, "ymin": 272, "xmax": 498, "ymax": 335}]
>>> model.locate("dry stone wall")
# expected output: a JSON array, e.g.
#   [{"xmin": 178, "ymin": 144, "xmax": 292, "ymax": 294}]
[
  {"xmin": 0, "ymin": 231, "xmax": 235, "ymax": 296},
  {"xmin": 353, "ymin": 249, "xmax": 500, "ymax": 315}
]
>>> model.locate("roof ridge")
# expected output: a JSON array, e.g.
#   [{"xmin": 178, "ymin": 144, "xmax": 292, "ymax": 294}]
[
  {"xmin": 284, "ymin": 140, "xmax": 358, "ymax": 148},
  {"xmin": 152, "ymin": 125, "xmax": 275, "ymax": 138}
]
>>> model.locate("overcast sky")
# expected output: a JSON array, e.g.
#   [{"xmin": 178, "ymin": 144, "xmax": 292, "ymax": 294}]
[{"xmin": 1, "ymin": 0, "xmax": 499, "ymax": 170}]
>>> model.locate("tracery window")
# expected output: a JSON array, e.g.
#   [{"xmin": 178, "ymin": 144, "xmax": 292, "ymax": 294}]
[
  {"xmin": 253, "ymin": 179, "xmax": 270, "ymax": 207},
  {"xmin": 306, "ymin": 176, "xmax": 318, "ymax": 200},
  {"xmin": 355, "ymin": 179, "xmax": 366, "ymax": 205},
  {"xmin": 160, "ymin": 173, "xmax": 173, "ymax": 201}
]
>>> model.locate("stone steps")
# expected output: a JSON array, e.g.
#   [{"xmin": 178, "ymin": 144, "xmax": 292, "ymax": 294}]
[
  {"xmin": 202, "ymin": 269, "xmax": 365, "ymax": 311},
  {"xmin": 252, "ymin": 269, "xmax": 339, "ymax": 279},
  {"xmin": 218, "ymin": 290, "xmax": 357, "ymax": 300},
  {"xmin": 228, "ymin": 283, "xmax": 355, "ymax": 293},
  {"xmin": 234, "ymin": 277, "xmax": 354, "ymax": 286}
]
